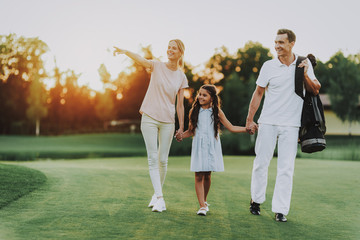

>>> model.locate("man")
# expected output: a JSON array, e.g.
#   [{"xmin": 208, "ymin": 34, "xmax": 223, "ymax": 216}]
[{"xmin": 246, "ymin": 29, "xmax": 321, "ymax": 222}]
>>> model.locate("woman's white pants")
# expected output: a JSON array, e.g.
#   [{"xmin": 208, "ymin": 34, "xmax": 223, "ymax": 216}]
[
  {"xmin": 141, "ymin": 114, "xmax": 175, "ymax": 198},
  {"xmin": 251, "ymin": 124, "xmax": 299, "ymax": 215}
]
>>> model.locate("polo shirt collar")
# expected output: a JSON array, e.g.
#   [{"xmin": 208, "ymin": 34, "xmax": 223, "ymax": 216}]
[{"xmin": 276, "ymin": 54, "xmax": 298, "ymax": 67}]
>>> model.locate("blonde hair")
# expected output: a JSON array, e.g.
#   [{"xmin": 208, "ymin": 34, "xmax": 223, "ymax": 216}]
[{"xmin": 169, "ymin": 39, "xmax": 185, "ymax": 69}]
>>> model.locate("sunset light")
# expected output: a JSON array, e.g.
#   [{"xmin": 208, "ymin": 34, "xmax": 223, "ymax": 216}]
[{"xmin": 0, "ymin": 0, "xmax": 359, "ymax": 136}]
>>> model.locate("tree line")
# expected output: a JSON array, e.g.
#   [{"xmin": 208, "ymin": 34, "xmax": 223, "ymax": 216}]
[{"xmin": 1, "ymin": 34, "xmax": 359, "ymax": 135}]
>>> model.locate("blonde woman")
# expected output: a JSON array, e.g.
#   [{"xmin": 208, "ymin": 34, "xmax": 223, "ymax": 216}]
[{"xmin": 113, "ymin": 39, "xmax": 188, "ymax": 212}]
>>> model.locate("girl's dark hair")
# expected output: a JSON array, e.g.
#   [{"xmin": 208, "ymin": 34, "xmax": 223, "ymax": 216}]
[
  {"xmin": 188, "ymin": 84, "xmax": 221, "ymax": 138},
  {"xmin": 307, "ymin": 53, "xmax": 317, "ymax": 67}
]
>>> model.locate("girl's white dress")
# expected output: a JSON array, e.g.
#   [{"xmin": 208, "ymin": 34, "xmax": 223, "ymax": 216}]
[{"xmin": 190, "ymin": 107, "xmax": 224, "ymax": 172}]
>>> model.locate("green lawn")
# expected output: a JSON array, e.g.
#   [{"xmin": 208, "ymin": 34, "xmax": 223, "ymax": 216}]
[
  {"xmin": 0, "ymin": 164, "xmax": 46, "ymax": 209},
  {"xmin": 0, "ymin": 133, "xmax": 359, "ymax": 161},
  {"xmin": 0, "ymin": 157, "xmax": 359, "ymax": 239},
  {"xmin": 0, "ymin": 133, "xmax": 147, "ymax": 160},
  {"xmin": 296, "ymin": 135, "xmax": 360, "ymax": 160}
]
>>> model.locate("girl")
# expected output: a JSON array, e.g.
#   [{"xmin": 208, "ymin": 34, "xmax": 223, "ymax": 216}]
[
  {"xmin": 176, "ymin": 84, "xmax": 247, "ymax": 215},
  {"xmin": 113, "ymin": 40, "xmax": 188, "ymax": 212}
]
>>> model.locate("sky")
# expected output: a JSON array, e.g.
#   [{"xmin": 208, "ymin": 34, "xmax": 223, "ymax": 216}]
[{"xmin": 1, "ymin": 0, "xmax": 359, "ymax": 91}]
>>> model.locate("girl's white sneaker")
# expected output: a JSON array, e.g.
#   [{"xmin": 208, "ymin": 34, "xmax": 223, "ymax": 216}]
[
  {"xmin": 152, "ymin": 198, "xmax": 166, "ymax": 212},
  {"xmin": 197, "ymin": 207, "xmax": 207, "ymax": 216},
  {"xmin": 205, "ymin": 202, "xmax": 210, "ymax": 211},
  {"xmin": 148, "ymin": 194, "xmax": 157, "ymax": 208}
]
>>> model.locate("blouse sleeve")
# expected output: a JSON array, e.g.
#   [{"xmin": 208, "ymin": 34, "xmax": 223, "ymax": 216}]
[
  {"xmin": 180, "ymin": 73, "xmax": 189, "ymax": 89},
  {"xmin": 149, "ymin": 60, "xmax": 159, "ymax": 73}
]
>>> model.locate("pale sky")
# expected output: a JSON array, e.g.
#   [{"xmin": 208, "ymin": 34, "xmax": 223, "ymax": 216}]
[{"xmin": 1, "ymin": 0, "xmax": 359, "ymax": 90}]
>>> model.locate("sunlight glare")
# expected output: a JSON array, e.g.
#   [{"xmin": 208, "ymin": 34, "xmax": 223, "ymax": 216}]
[
  {"xmin": 22, "ymin": 72, "xmax": 29, "ymax": 81},
  {"xmin": 89, "ymin": 91, "xmax": 96, "ymax": 98},
  {"xmin": 116, "ymin": 93, "xmax": 123, "ymax": 100},
  {"xmin": 184, "ymin": 89, "xmax": 191, "ymax": 99}
]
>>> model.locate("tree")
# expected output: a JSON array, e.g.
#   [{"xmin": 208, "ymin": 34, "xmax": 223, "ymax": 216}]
[
  {"xmin": 327, "ymin": 51, "xmax": 360, "ymax": 134},
  {"xmin": 194, "ymin": 41, "xmax": 272, "ymax": 125},
  {"xmin": 61, "ymin": 70, "xmax": 87, "ymax": 131},
  {"xmin": 26, "ymin": 75, "xmax": 48, "ymax": 136},
  {"xmin": 95, "ymin": 64, "xmax": 116, "ymax": 128},
  {"xmin": 0, "ymin": 34, "xmax": 48, "ymax": 134},
  {"xmin": 45, "ymin": 64, "xmax": 64, "ymax": 134},
  {"xmin": 234, "ymin": 41, "xmax": 273, "ymax": 83},
  {"xmin": 113, "ymin": 45, "xmax": 155, "ymax": 120},
  {"xmin": 95, "ymin": 90, "xmax": 115, "ymax": 129},
  {"xmin": 222, "ymin": 72, "xmax": 257, "ymax": 126},
  {"xmin": 313, "ymin": 60, "xmax": 330, "ymax": 93}
]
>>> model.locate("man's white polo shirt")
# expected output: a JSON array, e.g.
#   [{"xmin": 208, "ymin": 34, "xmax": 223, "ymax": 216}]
[{"xmin": 256, "ymin": 55, "xmax": 316, "ymax": 127}]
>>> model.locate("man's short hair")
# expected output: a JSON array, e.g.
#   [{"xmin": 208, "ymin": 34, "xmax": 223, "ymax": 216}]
[{"xmin": 277, "ymin": 29, "xmax": 296, "ymax": 43}]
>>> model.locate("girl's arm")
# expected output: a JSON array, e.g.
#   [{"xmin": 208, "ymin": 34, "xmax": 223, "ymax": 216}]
[
  {"xmin": 176, "ymin": 89, "xmax": 185, "ymax": 134},
  {"xmin": 113, "ymin": 46, "xmax": 153, "ymax": 70},
  {"xmin": 219, "ymin": 109, "xmax": 247, "ymax": 133},
  {"xmin": 181, "ymin": 129, "xmax": 194, "ymax": 139}
]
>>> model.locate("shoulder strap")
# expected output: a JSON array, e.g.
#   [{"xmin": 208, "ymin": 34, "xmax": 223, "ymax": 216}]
[{"xmin": 295, "ymin": 56, "xmax": 307, "ymax": 99}]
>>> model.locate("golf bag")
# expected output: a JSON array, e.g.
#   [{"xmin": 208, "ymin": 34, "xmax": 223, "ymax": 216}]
[{"xmin": 295, "ymin": 56, "xmax": 326, "ymax": 153}]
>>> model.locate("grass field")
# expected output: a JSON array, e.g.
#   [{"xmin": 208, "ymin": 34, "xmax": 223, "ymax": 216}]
[
  {"xmin": 0, "ymin": 157, "xmax": 359, "ymax": 239},
  {"xmin": 0, "ymin": 134, "xmax": 147, "ymax": 160},
  {"xmin": 0, "ymin": 164, "xmax": 46, "ymax": 209},
  {"xmin": 0, "ymin": 133, "xmax": 359, "ymax": 161}
]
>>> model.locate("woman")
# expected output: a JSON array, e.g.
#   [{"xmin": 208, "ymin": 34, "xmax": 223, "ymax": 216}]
[{"xmin": 113, "ymin": 39, "xmax": 188, "ymax": 212}]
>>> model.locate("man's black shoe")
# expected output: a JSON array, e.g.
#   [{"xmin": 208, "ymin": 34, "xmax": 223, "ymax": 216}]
[
  {"xmin": 275, "ymin": 213, "xmax": 287, "ymax": 222},
  {"xmin": 249, "ymin": 200, "xmax": 260, "ymax": 215}
]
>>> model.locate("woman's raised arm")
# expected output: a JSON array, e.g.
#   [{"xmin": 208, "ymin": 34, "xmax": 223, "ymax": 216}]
[{"xmin": 113, "ymin": 46, "xmax": 153, "ymax": 70}]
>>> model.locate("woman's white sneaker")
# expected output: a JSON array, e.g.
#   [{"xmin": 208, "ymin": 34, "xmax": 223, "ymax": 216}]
[
  {"xmin": 197, "ymin": 207, "xmax": 207, "ymax": 216},
  {"xmin": 148, "ymin": 194, "xmax": 157, "ymax": 208},
  {"xmin": 152, "ymin": 198, "xmax": 166, "ymax": 212}
]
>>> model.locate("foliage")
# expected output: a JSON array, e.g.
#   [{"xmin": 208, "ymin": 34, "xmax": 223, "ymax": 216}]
[
  {"xmin": 26, "ymin": 74, "xmax": 48, "ymax": 135},
  {"xmin": 0, "ymin": 34, "xmax": 48, "ymax": 134},
  {"xmin": 112, "ymin": 46, "xmax": 154, "ymax": 120},
  {"xmin": 326, "ymin": 52, "xmax": 360, "ymax": 128},
  {"xmin": 43, "ymin": 66, "xmax": 101, "ymax": 134},
  {"xmin": 1, "ymin": 34, "xmax": 359, "ymax": 135},
  {"xmin": 222, "ymin": 72, "xmax": 256, "ymax": 126},
  {"xmin": 193, "ymin": 41, "xmax": 271, "ymax": 125},
  {"xmin": 0, "ymin": 34, "xmax": 48, "ymax": 82},
  {"xmin": 313, "ymin": 59, "xmax": 330, "ymax": 93},
  {"xmin": 95, "ymin": 65, "xmax": 116, "ymax": 124}
]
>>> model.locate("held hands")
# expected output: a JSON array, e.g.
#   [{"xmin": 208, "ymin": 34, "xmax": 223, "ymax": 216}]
[
  {"xmin": 174, "ymin": 129, "xmax": 183, "ymax": 142},
  {"xmin": 246, "ymin": 120, "xmax": 258, "ymax": 135},
  {"xmin": 113, "ymin": 46, "xmax": 127, "ymax": 56}
]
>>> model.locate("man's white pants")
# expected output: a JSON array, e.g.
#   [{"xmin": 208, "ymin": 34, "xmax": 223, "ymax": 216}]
[
  {"xmin": 141, "ymin": 114, "xmax": 175, "ymax": 198},
  {"xmin": 251, "ymin": 124, "xmax": 299, "ymax": 215}
]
